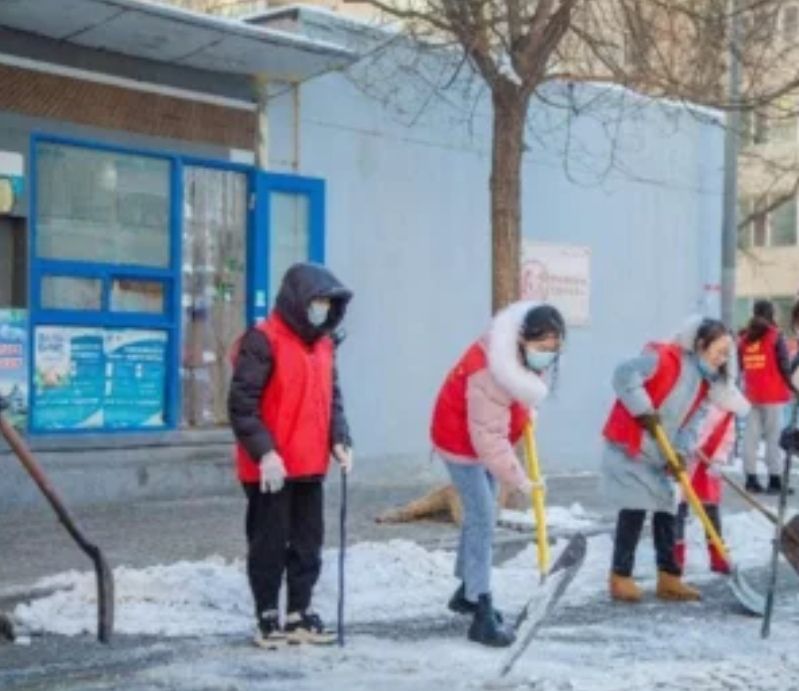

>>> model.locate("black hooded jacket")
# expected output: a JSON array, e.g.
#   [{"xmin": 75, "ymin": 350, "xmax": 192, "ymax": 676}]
[{"xmin": 228, "ymin": 263, "xmax": 353, "ymax": 470}]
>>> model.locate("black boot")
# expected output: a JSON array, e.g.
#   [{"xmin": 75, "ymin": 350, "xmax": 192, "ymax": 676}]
[
  {"xmin": 448, "ymin": 583, "xmax": 477, "ymax": 615},
  {"xmin": 467, "ymin": 594, "xmax": 515, "ymax": 648},
  {"xmin": 0, "ymin": 613, "xmax": 14, "ymax": 644},
  {"xmin": 448, "ymin": 583, "xmax": 504, "ymax": 622},
  {"xmin": 745, "ymin": 474, "xmax": 765, "ymax": 493},
  {"xmin": 767, "ymin": 475, "xmax": 795, "ymax": 496}
]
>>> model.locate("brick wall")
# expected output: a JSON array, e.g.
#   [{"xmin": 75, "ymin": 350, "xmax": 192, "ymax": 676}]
[{"xmin": 0, "ymin": 64, "xmax": 255, "ymax": 149}]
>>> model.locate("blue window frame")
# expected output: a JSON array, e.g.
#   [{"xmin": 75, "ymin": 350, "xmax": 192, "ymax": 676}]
[
  {"xmin": 28, "ymin": 134, "xmax": 326, "ymax": 435},
  {"xmin": 29, "ymin": 134, "xmax": 181, "ymax": 434}
]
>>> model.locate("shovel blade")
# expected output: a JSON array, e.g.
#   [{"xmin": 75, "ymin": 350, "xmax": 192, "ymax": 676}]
[
  {"xmin": 779, "ymin": 515, "xmax": 799, "ymax": 576},
  {"xmin": 728, "ymin": 566, "xmax": 766, "ymax": 617}
]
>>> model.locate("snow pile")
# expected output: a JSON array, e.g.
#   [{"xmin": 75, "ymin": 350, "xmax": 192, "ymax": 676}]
[
  {"xmin": 12, "ymin": 509, "xmax": 788, "ymax": 641},
  {"xmin": 499, "ymin": 502, "xmax": 601, "ymax": 532}
]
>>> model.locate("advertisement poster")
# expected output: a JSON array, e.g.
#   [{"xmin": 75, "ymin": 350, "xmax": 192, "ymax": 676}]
[
  {"xmin": 32, "ymin": 327, "xmax": 168, "ymax": 432},
  {"xmin": 521, "ymin": 241, "xmax": 591, "ymax": 326},
  {"xmin": 104, "ymin": 329, "xmax": 167, "ymax": 429},
  {"xmin": 0, "ymin": 310, "xmax": 28, "ymax": 429},
  {"xmin": 32, "ymin": 327, "xmax": 105, "ymax": 430}
]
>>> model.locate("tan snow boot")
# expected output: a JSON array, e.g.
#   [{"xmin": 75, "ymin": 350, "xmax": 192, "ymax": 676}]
[
  {"xmin": 656, "ymin": 571, "xmax": 701, "ymax": 601},
  {"xmin": 609, "ymin": 573, "xmax": 642, "ymax": 603}
]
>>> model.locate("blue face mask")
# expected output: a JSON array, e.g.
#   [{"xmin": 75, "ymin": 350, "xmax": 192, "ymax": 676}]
[
  {"xmin": 308, "ymin": 302, "xmax": 330, "ymax": 327},
  {"xmin": 525, "ymin": 349, "xmax": 557, "ymax": 372},
  {"xmin": 697, "ymin": 359, "xmax": 720, "ymax": 382}
]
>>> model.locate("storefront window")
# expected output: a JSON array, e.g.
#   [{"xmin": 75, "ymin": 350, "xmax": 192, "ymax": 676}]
[
  {"xmin": 110, "ymin": 279, "xmax": 165, "ymax": 314},
  {"xmin": 41, "ymin": 276, "xmax": 102, "ymax": 310},
  {"xmin": 269, "ymin": 192, "xmax": 310, "ymax": 303},
  {"xmin": 0, "ymin": 216, "xmax": 26, "ymax": 308},
  {"xmin": 36, "ymin": 142, "xmax": 170, "ymax": 267},
  {"xmin": 181, "ymin": 166, "xmax": 247, "ymax": 427}
]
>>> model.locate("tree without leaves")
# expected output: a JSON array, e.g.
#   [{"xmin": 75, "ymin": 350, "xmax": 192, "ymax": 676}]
[
  {"xmin": 354, "ymin": 0, "xmax": 799, "ymax": 309},
  {"xmin": 344, "ymin": 0, "xmax": 799, "ymax": 514}
]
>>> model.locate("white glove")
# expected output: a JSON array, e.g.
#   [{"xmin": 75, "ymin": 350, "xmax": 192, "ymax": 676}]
[
  {"xmin": 333, "ymin": 444, "xmax": 353, "ymax": 474},
  {"xmin": 260, "ymin": 451, "xmax": 286, "ymax": 493},
  {"xmin": 518, "ymin": 475, "xmax": 545, "ymax": 496}
]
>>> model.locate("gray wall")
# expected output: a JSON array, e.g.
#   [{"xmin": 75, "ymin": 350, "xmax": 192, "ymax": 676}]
[
  {"xmin": 275, "ymin": 73, "xmax": 724, "ymax": 482},
  {"xmin": 0, "ymin": 57, "xmax": 724, "ymax": 489}
]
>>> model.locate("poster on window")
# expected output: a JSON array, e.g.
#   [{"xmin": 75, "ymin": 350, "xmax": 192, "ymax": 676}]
[
  {"xmin": 520, "ymin": 241, "xmax": 591, "ymax": 326},
  {"xmin": 0, "ymin": 310, "xmax": 29, "ymax": 429},
  {"xmin": 33, "ymin": 327, "xmax": 105, "ymax": 430},
  {"xmin": 104, "ymin": 329, "xmax": 167, "ymax": 429},
  {"xmin": 32, "ymin": 326, "xmax": 168, "ymax": 431}
]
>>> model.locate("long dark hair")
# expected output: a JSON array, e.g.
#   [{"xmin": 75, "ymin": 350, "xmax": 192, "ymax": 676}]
[
  {"xmin": 743, "ymin": 299, "xmax": 775, "ymax": 343},
  {"xmin": 695, "ymin": 318, "xmax": 731, "ymax": 381}
]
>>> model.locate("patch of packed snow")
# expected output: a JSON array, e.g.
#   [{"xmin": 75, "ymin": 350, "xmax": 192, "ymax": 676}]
[{"xmin": 12, "ymin": 509, "xmax": 799, "ymax": 689}]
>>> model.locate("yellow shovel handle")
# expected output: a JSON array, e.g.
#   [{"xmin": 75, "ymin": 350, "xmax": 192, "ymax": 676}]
[
  {"xmin": 523, "ymin": 421, "xmax": 550, "ymax": 574},
  {"xmin": 652, "ymin": 423, "xmax": 730, "ymax": 562}
]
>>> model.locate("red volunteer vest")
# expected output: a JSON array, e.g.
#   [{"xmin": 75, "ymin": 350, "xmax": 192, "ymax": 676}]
[
  {"xmin": 430, "ymin": 342, "xmax": 530, "ymax": 457},
  {"xmin": 739, "ymin": 327, "xmax": 791, "ymax": 405},
  {"xmin": 235, "ymin": 314, "xmax": 335, "ymax": 482},
  {"xmin": 602, "ymin": 343, "xmax": 709, "ymax": 457},
  {"xmin": 690, "ymin": 411, "xmax": 734, "ymax": 504}
]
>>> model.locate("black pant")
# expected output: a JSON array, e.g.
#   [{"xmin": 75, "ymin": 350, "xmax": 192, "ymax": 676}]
[
  {"xmin": 611, "ymin": 509, "xmax": 680, "ymax": 577},
  {"xmin": 243, "ymin": 480, "xmax": 324, "ymax": 617},
  {"xmin": 674, "ymin": 502, "xmax": 722, "ymax": 543}
]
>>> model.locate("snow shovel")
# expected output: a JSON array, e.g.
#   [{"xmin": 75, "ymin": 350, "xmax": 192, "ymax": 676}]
[
  {"xmin": 0, "ymin": 402, "xmax": 114, "ymax": 642},
  {"xmin": 720, "ymin": 471, "xmax": 799, "ymax": 575},
  {"xmin": 522, "ymin": 421, "xmax": 550, "ymax": 577},
  {"xmin": 499, "ymin": 422, "xmax": 587, "ymax": 677},
  {"xmin": 762, "ymin": 402, "xmax": 799, "ymax": 638},
  {"xmin": 337, "ymin": 465, "xmax": 347, "ymax": 647},
  {"xmin": 652, "ymin": 422, "xmax": 765, "ymax": 616}
]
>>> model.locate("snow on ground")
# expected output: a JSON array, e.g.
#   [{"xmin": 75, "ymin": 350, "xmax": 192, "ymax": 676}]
[
  {"xmin": 11, "ymin": 507, "xmax": 799, "ymax": 690},
  {"xmin": 499, "ymin": 502, "xmax": 602, "ymax": 533}
]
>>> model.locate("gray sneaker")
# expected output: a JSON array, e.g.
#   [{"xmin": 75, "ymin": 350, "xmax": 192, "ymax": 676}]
[
  {"xmin": 285, "ymin": 610, "xmax": 335, "ymax": 645},
  {"xmin": 253, "ymin": 611, "xmax": 285, "ymax": 650}
]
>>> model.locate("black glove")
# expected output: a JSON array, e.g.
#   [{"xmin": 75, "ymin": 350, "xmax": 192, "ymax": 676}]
[
  {"xmin": 780, "ymin": 427, "xmax": 799, "ymax": 454},
  {"xmin": 666, "ymin": 452, "xmax": 688, "ymax": 476},
  {"xmin": 635, "ymin": 412, "xmax": 661, "ymax": 436}
]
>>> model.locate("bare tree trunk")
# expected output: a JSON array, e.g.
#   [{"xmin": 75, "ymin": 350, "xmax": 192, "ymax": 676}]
[
  {"xmin": 374, "ymin": 89, "xmax": 534, "ymax": 528},
  {"xmin": 491, "ymin": 85, "xmax": 530, "ymax": 312}
]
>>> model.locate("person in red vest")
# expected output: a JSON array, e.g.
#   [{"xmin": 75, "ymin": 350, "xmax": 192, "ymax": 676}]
[
  {"xmin": 228, "ymin": 263, "xmax": 353, "ymax": 649},
  {"xmin": 430, "ymin": 301, "xmax": 565, "ymax": 648},
  {"xmin": 674, "ymin": 405, "xmax": 736, "ymax": 575},
  {"xmin": 739, "ymin": 300, "xmax": 796, "ymax": 494},
  {"xmin": 602, "ymin": 320, "xmax": 749, "ymax": 604}
]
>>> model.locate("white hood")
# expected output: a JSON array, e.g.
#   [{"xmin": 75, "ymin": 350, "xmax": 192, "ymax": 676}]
[{"xmin": 486, "ymin": 301, "xmax": 550, "ymax": 409}]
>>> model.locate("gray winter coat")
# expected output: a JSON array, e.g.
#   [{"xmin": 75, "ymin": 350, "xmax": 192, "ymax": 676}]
[
  {"xmin": 601, "ymin": 348, "xmax": 705, "ymax": 513},
  {"xmin": 601, "ymin": 323, "xmax": 749, "ymax": 513}
]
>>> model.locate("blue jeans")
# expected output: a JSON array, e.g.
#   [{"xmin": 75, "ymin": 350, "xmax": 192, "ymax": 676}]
[{"xmin": 446, "ymin": 462, "xmax": 498, "ymax": 602}]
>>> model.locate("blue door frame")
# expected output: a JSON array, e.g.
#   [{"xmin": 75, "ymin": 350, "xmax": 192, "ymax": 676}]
[
  {"xmin": 28, "ymin": 132, "xmax": 325, "ymax": 435},
  {"xmin": 252, "ymin": 172, "xmax": 326, "ymax": 323}
]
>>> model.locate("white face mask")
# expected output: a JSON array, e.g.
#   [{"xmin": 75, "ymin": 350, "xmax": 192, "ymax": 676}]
[
  {"xmin": 524, "ymin": 349, "xmax": 557, "ymax": 372},
  {"xmin": 307, "ymin": 302, "xmax": 330, "ymax": 327}
]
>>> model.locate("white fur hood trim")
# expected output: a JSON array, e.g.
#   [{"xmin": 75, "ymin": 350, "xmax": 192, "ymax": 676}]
[{"xmin": 487, "ymin": 300, "xmax": 550, "ymax": 408}]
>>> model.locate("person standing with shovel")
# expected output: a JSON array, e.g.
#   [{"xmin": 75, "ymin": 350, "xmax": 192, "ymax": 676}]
[
  {"xmin": 228, "ymin": 263, "xmax": 354, "ymax": 649},
  {"xmin": 602, "ymin": 319, "xmax": 750, "ymax": 603}
]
